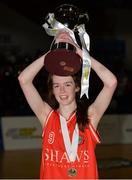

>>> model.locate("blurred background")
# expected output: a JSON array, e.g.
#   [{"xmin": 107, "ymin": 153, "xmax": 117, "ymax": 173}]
[{"xmin": 0, "ymin": 0, "xmax": 132, "ymax": 179}]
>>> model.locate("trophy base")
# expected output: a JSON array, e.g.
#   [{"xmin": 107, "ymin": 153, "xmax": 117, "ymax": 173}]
[{"xmin": 44, "ymin": 49, "xmax": 82, "ymax": 76}]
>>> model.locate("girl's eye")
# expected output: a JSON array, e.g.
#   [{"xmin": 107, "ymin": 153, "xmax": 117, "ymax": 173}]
[
  {"xmin": 65, "ymin": 83, "xmax": 71, "ymax": 87},
  {"xmin": 53, "ymin": 84, "xmax": 59, "ymax": 88}
]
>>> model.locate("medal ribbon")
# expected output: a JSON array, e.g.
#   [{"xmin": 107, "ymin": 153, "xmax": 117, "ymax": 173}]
[
  {"xmin": 42, "ymin": 13, "xmax": 91, "ymax": 98},
  {"xmin": 60, "ymin": 114, "xmax": 79, "ymax": 162},
  {"xmin": 77, "ymin": 25, "xmax": 91, "ymax": 98}
]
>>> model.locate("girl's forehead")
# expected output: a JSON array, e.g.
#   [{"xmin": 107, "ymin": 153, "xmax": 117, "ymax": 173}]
[{"xmin": 52, "ymin": 75, "xmax": 74, "ymax": 83}]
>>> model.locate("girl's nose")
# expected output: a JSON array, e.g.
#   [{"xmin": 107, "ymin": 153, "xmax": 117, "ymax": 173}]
[{"xmin": 60, "ymin": 85, "xmax": 65, "ymax": 92}]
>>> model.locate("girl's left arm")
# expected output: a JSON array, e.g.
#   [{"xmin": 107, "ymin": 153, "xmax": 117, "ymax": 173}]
[{"xmin": 87, "ymin": 56, "xmax": 117, "ymax": 130}]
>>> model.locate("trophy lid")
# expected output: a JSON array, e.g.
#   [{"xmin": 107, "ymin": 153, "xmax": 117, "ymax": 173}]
[{"xmin": 54, "ymin": 4, "xmax": 81, "ymax": 30}]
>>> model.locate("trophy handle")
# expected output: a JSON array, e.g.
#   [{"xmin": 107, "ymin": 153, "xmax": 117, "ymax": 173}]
[{"xmin": 78, "ymin": 13, "xmax": 89, "ymax": 25}]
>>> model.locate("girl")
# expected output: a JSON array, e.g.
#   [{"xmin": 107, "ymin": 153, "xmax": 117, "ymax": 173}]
[{"xmin": 18, "ymin": 31, "xmax": 117, "ymax": 179}]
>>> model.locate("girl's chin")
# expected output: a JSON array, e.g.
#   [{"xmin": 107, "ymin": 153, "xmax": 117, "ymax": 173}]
[{"xmin": 58, "ymin": 100, "xmax": 69, "ymax": 105}]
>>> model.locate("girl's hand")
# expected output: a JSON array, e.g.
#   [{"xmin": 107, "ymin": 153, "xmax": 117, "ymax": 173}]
[{"xmin": 55, "ymin": 30, "xmax": 82, "ymax": 56}]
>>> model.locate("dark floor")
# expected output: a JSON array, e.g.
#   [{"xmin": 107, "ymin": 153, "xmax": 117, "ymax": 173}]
[
  {"xmin": 0, "ymin": 149, "xmax": 41, "ymax": 179},
  {"xmin": 97, "ymin": 144, "xmax": 132, "ymax": 179},
  {"xmin": 0, "ymin": 145, "xmax": 132, "ymax": 179}
]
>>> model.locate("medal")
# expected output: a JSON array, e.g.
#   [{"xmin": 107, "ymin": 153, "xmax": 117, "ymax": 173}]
[{"xmin": 68, "ymin": 167, "xmax": 77, "ymax": 177}]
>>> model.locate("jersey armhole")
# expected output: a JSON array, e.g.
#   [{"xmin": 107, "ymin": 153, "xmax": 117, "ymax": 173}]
[
  {"xmin": 88, "ymin": 122, "xmax": 101, "ymax": 144},
  {"xmin": 42, "ymin": 110, "xmax": 54, "ymax": 137}
]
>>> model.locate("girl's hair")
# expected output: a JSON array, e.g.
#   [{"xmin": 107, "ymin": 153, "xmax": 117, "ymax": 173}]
[{"xmin": 47, "ymin": 72, "xmax": 89, "ymax": 131}]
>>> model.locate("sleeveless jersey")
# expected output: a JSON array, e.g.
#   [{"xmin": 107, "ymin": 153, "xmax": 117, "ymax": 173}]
[{"xmin": 40, "ymin": 110, "xmax": 101, "ymax": 179}]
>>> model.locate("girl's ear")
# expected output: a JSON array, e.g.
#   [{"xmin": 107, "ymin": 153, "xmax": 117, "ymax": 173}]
[{"xmin": 75, "ymin": 86, "xmax": 80, "ymax": 92}]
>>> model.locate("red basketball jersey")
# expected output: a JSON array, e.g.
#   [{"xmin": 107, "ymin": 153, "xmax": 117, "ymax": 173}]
[{"xmin": 40, "ymin": 110, "xmax": 101, "ymax": 179}]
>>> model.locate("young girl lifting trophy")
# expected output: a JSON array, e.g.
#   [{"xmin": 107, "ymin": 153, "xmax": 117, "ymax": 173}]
[{"xmin": 18, "ymin": 4, "xmax": 117, "ymax": 179}]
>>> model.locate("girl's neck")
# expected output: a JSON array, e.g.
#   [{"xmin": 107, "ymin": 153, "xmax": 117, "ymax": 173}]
[{"xmin": 58, "ymin": 103, "xmax": 77, "ymax": 120}]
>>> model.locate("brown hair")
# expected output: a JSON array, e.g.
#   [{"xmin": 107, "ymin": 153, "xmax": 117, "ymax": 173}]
[{"xmin": 47, "ymin": 72, "xmax": 89, "ymax": 131}]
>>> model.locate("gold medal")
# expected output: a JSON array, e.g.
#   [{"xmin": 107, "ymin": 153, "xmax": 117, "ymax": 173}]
[{"xmin": 68, "ymin": 167, "xmax": 77, "ymax": 177}]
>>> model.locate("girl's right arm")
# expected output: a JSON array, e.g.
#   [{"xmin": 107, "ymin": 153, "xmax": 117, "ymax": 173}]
[{"xmin": 18, "ymin": 52, "xmax": 52, "ymax": 127}]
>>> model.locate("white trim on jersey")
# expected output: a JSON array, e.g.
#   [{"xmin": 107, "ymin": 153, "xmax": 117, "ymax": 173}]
[
  {"xmin": 88, "ymin": 123, "xmax": 101, "ymax": 143},
  {"xmin": 42, "ymin": 110, "xmax": 54, "ymax": 137}
]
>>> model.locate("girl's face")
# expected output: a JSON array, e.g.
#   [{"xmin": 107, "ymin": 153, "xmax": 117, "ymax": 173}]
[{"xmin": 52, "ymin": 75, "xmax": 79, "ymax": 106}]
